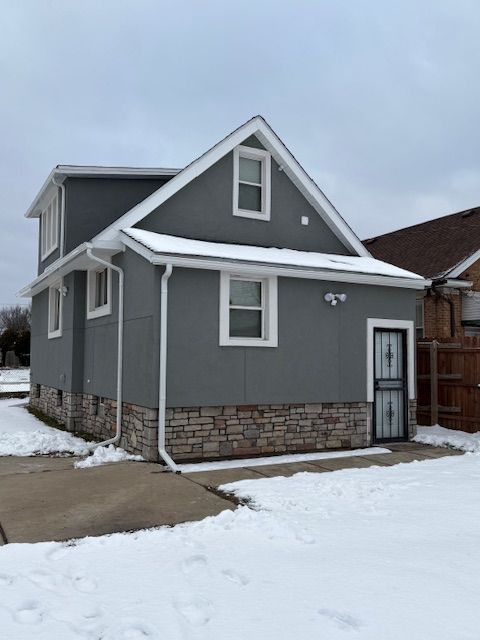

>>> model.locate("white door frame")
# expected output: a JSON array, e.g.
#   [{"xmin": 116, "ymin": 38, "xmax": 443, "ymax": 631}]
[{"xmin": 366, "ymin": 318, "xmax": 415, "ymax": 403}]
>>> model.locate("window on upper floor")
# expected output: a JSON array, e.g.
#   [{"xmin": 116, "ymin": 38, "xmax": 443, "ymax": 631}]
[
  {"xmin": 233, "ymin": 146, "xmax": 271, "ymax": 221},
  {"xmin": 41, "ymin": 194, "xmax": 59, "ymax": 260},
  {"xmin": 219, "ymin": 272, "xmax": 278, "ymax": 347},
  {"xmin": 87, "ymin": 266, "xmax": 112, "ymax": 319},
  {"xmin": 48, "ymin": 279, "xmax": 63, "ymax": 339}
]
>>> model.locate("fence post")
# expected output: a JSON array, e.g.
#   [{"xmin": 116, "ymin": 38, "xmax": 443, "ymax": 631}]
[{"xmin": 430, "ymin": 340, "xmax": 439, "ymax": 425}]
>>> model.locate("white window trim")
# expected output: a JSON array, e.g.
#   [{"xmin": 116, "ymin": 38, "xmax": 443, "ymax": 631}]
[
  {"xmin": 219, "ymin": 272, "xmax": 278, "ymax": 347},
  {"xmin": 233, "ymin": 145, "xmax": 271, "ymax": 221},
  {"xmin": 86, "ymin": 265, "xmax": 112, "ymax": 319},
  {"xmin": 40, "ymin": 193, "xmax": 59, "ymax": 261},
  {"xmin": 48, "ymin": 279, "xmax": 63, "ymax": 339},
  {"xmin": 416, "ymin": 297, "xmax": 425, "ymax": 339},
  {"xmin": 366, "ymin": 318, "xmax": 415, "ymax": 402}
]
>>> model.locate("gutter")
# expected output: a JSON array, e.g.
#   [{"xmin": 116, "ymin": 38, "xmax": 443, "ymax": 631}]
[
  {"xmin": 158, "ymin": 264, "xmax": 180, "ymax": 472},
  {"xmin": 85, "ymin": 249, "xmax": 125, "ymax": 450}
]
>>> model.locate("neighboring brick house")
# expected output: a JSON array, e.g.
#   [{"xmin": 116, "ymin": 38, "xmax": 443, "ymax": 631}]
[{"xmin": 364, "ymin": 207, "xmax": 480, "ymax": 339}]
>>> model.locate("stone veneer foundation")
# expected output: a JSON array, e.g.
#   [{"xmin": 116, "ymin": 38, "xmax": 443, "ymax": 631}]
[{"xmin": 29, "ymin": 384, "xmax": 417, "ymax": 463}]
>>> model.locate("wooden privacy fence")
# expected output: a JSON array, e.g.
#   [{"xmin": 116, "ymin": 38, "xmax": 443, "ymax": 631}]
[{"xmin": 417, "ymin": 337, "xmax": 480, "ymax": 432}]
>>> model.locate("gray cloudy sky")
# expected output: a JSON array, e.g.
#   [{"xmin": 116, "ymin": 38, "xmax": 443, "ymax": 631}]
[{"xmin": 1, "ymin": 0, "xmax": 480, "ymax": 305}]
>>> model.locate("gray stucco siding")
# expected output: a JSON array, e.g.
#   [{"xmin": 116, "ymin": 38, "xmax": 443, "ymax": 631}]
[
  {"xmin": 64, "ymin": 177, "xmax": 169, "ymax": 255},
  {"xmin": 31, "ymin": 248, "xmax": 161, "ymax": 408},
  {"xmin": 137, "ymin": 145, "xmax": 351, "ymax": 255},
  {"xmin": 166, "ymin": 267, "xmax": 416, "ymax": 407}
]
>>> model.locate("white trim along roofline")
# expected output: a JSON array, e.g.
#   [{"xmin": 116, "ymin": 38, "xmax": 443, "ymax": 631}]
[
  {"xmin": 446, "ymin": 248, "xmax": 480, "ymax": 279},
  {"xmin": 25, "ymin": 166, "xmax": 181, "ymax": 219},
  {"xmin": 121, "ymin": 232, "xmax": 430, "ymax": 290},
  {"xmin": 91, "ymin": 115, "xmax": 371, "ymax": 258}
]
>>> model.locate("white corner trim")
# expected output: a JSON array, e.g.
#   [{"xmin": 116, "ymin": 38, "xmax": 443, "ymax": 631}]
[
  {"xmin": 92, "ymin": 116, "xmax": 369, "ymax": 257},
  {"xmin": 47, "ymin": 279, "xmax": 63, "ymax": 340},
  {"xmin": 219, "ymin": 272, "xmax": 278, "ymax": 347},
  {"xmin": 232, "ymin": 145, "xmax": 271, "ymax": 221},
  {"xmin": 446, "ymin": 248, "xmax": 480, "ymax": 278},
  {"xmin": 366, "ymin": 318, "xmax": 415, "ymax": 403},
  {"xmin": 86, "ymin": 265, "xmax": 112, "ymax": 319}
]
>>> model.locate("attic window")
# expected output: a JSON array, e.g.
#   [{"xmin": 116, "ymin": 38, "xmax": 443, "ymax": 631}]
[
  {"xmin": 233, "ymin": 146, "xmax": 271, "ymax": 221},
  {"xmin": 41, "ymin": 194, "xmax": 59, "ymax": 260}
]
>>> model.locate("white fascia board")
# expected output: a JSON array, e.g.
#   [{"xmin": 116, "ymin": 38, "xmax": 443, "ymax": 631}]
[
  {"xmin": 122, "ymin": 233, "xmax": 429, "ymax": 289},
  {"xmin": 17, "ymin": 240, "xmax": 125, "ymax": 297},
  {"xmin": 446, "ymin": 249, "xmax": 480, "ymax": 278},
  {"xmin": 93, "ymin": 116, "xmax": 369, "ymax": 257},
  {"xmin": 433, "ymin": 278, "xmax": 473, "ymax": 289},
  {"xmin": 25, "ymin": 167, "xmax": 181, "ymax": 218}
]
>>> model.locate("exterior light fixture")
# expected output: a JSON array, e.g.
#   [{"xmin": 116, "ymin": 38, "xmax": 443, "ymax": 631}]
[{"xmin": 324, "ymin": 292, "xmax": 347, "ymax": 306}]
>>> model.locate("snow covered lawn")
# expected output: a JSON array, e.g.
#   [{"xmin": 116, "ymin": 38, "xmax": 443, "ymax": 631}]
[
  {"xmin": 0, "ymin": 398, "xmax": 90, "ymax": 456},
  {"xmin": 0, "ymin": 453, "xmax": 478, "ymax": 639},
  {"xmin": 0, "ymin": 398, "xmax": 141, "ymax": 465},
  {"xmin": 414, "ymin": 424, "xmax": 480, "ymax": 453},
  {"xmin": 0, "ymin": 368, "xmax": 30, "ymax": 393}
]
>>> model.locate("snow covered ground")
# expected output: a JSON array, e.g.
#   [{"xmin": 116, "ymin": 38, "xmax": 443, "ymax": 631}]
[
  {"xmin": 0, "ymin": 398, "xmax": 90, "ymax": 456},
  {"xmin": 0, "ymin": 398, "xmax": 141, "ymax": 465},
  {"xmin": 1, "ymin": 452, "xmax": 479, "ymax": 639},
  {"xmin": 414, "ymin": 424, "xmax": 480, "ymax": 453},
  {"xmin": 178, "ymin": 446, "xmax": 391, "ymax": 472},
  {"xmin": 0, "ymin": 368, "xmax": 30, "ymax": 393}
]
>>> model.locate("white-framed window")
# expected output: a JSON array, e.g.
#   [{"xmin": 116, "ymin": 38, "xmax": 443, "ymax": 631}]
[
  {"xmin": 233, "ymin": 146, "xmax": 271, "ymax": 221},
  {"xmin": 87, "ymin": 266, "xmax": 112, "ymax": 319},
  {"xmin": 416, "ymin": 297, "xmax": 425, "ymax": 339},
  {"xmin": 41, "ymin": 194, "xmax": 59, "ymax": 260},
  {"xmin": 48, "ymin": 279, "xmax": 63, "ymax": 339},
  {"xmin": 219, "ymin": 272, "xmax": 278, "ymax": 347}
]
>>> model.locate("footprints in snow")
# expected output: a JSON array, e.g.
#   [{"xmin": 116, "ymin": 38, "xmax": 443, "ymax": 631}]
[
  {"xmin": 175, "ymin": 555, "xmax": 250, "ymax": 627},
  {"xmin": 318, "ymin": 608, "xmax": 363, "ymax": 631},
  {"xmin": 13, "ymin": 600, "xmax": 44, "ymax": 625}
]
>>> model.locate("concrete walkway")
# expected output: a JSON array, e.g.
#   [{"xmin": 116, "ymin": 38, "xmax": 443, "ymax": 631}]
[{"xmin": 0, "ymin": 443, "xmax": 462, "ymax": 544}]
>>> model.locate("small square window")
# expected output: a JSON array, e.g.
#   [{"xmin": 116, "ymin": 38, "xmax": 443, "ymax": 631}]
[
  {"xmin": 219, "ymin": 273, "xmax": 278, "ymax": 347},
  {"xmin": 48, "ymin": 280, "xmax": 63, "ymax": 339},
  {"xmin": 233, "ymin": 146, "xmax": 271, "ymax": 221},
  {"xmin": 87, "ymin": 266, "xmax": 112, "ymax": 319}
]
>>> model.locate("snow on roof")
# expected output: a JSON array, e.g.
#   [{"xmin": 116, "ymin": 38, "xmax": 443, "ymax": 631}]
[{"xmin": 123, "ymin": 228, "xmax": 424, "ymax": 280}]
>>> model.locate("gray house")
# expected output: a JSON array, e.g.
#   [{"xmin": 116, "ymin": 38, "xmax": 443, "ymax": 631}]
[{"xmin": 20, "ymin": 116, "xmax": 427, "ymax": 469}]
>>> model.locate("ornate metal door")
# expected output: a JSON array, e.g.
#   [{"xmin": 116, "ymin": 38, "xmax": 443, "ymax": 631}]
[{"xmin": 374, "ymin": 329, "xmax": 408, "ymax": 442}]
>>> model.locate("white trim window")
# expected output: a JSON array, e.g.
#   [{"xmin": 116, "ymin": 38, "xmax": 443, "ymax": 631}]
[
  {"xmin": 48, "ymin": 279, "xmax": 63, "ymax": 339},
  {"xmin": 366, "ymin": 318, "xmax": 415, "ymax": 402},
  {"xmin": 219, "ymin": 272, "xmax": 278, "ymax": 347},
  {"xmin": 87, "ymin": 266, "xmax": 112, "ymax": 319},
  {"xmin": 233, "ymin": 145, "xmax": 271, "ymax": 220},
  {"xmin": 416, "ymin": 298, "xmax": 425, "ymax": 339},
  {"xmin": 41, "ymin": 194, "xmax": 59, "ymax": 260}
]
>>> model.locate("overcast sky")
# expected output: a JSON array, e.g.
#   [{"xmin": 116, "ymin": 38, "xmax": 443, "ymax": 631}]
[{"xmin": 1, "ymin": 0, "xmax": 480, "ymax": 305}]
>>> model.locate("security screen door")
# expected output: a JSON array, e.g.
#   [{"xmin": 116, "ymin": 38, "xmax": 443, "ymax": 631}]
[{"xmin": 374, "ymin": 329, "xmax": 408, "ymax": 442}]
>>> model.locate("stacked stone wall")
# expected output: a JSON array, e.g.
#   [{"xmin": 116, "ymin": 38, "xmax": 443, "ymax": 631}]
[{"xmin": 29, "ymin": 384, "xmax": 418, "ymax": 462}]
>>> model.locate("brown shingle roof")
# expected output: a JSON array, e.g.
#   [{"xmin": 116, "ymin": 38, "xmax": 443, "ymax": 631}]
[{"xmin": 363, "ymin": 207, "xmax": 480, "ymax": 279}]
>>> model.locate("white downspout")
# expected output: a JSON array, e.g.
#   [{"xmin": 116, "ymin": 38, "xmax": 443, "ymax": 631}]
[
  {"xmin": 158, "ymin": 264, "xmax": 180, "ymax": 472},
  {"xmin": 86, "ymin": 248, "xmax": 124, "ymax": 449},
  {"xmin": 52, "ymin": 176, "xmax": 66, "ymax": 258}
]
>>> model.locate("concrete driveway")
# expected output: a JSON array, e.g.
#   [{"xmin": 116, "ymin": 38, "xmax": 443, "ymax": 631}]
[{"xmin": 0, "ymin": 443, "xmax": 461, "ymax": 544}]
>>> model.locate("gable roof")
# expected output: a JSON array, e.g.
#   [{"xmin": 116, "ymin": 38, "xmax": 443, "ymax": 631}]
[
  {"xmin": 121, "ymin": 228, "xmax": 427, "ymax": 289},
  {"xmin": 363, "ymin": 206, "xmax": 480, "ymax": 279},
  {"xmin": 92, "ymin": 116, "xmax": 370, "ymax": 258}
]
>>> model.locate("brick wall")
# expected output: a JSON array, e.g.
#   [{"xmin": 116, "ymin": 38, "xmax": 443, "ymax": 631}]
[
  {"xmin": 424, "ymin": 291, "xmax": 463, "ymax": 339},
  {"xmin": 30, "ymin": 384, "xmax": 417, "ymax": 463}
]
